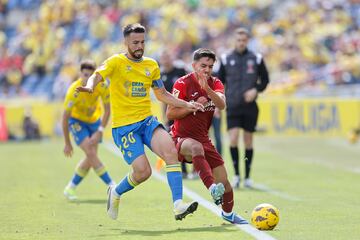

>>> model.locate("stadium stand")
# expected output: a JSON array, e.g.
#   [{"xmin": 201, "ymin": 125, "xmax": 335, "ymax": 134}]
[{"xmin": 0, "ymin": 0, "xmax": 359, "ymax": 98}]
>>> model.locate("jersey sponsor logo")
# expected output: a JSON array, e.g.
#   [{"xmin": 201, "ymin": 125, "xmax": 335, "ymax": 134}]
[
  {"xmin": 131, "ymin": 82, "xmax": 147, "ymax": 97},
  {"xmin": 191, "ymin": 92, "xmax": 199, "ymax": 97},
  {"xmin": 247, "ymin": 59, "xmax": 255, "ymax": 74},
  {"xmin": 203, "ymin": 100, "xmax": 215, "ymax": 111},
  {"xmin": 173, "ymin": 88, "xmax": 180, "ymax": 98}
]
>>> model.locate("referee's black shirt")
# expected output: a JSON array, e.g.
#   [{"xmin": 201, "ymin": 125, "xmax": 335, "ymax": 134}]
[{"xmin": 217, "ymin": 48, "xmax": 269, "ymax": 113}]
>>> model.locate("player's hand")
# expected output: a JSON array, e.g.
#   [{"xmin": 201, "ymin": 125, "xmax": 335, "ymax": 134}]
[
  {"xmin": 186, "ymin": 101, "xmax": 205, "ymax": 113},
  {"xmin": 64, "ymin": 144, "xmax": 73, "ymax": 157},
  {"xmin": 196, "ymin": 96, "xmax": 208, "ymax": 105},
  {"xmin": 90, "ymin": 131, "xmax": 102, "ymax": 145},
  {"xmin": 244, "ymin": 88, "xmax": 258, "ymax": 103},
  {"xmin": 198, "ymin": 71, "xmax": 210, "ymax": 91},
  {"xmin": 76, "ymin": 86, "xmax": 93, "ymax": 93}
]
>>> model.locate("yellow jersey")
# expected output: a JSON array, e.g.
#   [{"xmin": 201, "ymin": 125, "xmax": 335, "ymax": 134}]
[
  {"xmin": 64, "ymin": 78, "xmax": 110, "ymax": 123},
  {"xmin": 96, "ymin": 53, "xmax": 161, "ymax": 128}
]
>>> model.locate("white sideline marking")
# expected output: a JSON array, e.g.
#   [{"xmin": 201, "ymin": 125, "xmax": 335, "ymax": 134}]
[
  {"xmin": 104, "ymin": 142, "xmax": 277, "ymax": 240},
  {"xmin": 252, "ymin": 183, "xmax": 302, "ymax": 201}
]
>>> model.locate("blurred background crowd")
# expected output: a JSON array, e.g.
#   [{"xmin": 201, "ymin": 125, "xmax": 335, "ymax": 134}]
[{"xmin": 0, "ymin": 0, "xmax": 359, "ymax": 99}]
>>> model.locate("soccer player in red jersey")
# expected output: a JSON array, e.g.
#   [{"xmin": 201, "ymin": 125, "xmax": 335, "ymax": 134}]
[{"xmin": 167, "ymin": 48, "xmax": 248, "ymax": 224}]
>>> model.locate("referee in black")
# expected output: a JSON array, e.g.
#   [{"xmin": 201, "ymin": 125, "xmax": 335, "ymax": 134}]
[{"xmin": 217, "ymin": 28, "xmax": 269, "ymax": 189}]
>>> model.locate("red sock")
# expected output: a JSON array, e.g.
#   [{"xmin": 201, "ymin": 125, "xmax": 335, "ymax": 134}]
[
  {"xmin": 192, "ymin": 155, "xmax": 214, "ymax": 189},
  {"xmin": 222, "ymin": 189, "xmax": 234, "ymax": 213}
]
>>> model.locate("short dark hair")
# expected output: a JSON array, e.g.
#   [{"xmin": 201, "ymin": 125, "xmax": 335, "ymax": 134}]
[
  {"xmin": 123, "ymin": 23, "xmax": 146, "ymax": 37},
  {"xmin": 80, "ymin": 59, "xmax": 96, "ymax": 71},
  {"xmin": 193, "ymin": 48, "xmax": 217, "ymax": 62},
  {"xmin": 235, "ymin": 27, "xmax": 250, "ymax": 37}
]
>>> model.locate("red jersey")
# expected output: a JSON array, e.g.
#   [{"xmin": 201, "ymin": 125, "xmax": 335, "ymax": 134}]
[{"xmin": 170, "ymin": 72, "xmax": 224, "ymax": 142}]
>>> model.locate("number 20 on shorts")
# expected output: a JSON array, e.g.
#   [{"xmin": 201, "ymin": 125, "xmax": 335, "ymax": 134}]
[{"xmin": 119, "ymin": 132, "xmax": 136, "ymax": 154}]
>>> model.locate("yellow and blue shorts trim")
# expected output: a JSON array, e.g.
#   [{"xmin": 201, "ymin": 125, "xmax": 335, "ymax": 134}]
[
  {"xmin": 112, "ymin": 116, "xmax": 163, "ymax": 164},
  {"xmin": 69, "ymin": 117, "xmax": 101, "ymax": 145}
]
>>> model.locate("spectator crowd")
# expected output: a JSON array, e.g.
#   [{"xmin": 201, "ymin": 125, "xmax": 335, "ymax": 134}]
[{"xmin": 0, "ymin": 0, "xmax": 359, "ymax": 98}]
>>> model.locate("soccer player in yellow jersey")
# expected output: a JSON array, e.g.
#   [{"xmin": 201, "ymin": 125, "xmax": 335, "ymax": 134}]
[
  {"xmin": 62, "ymin": 60, "xmax": 115, "ymax": 201},
  {"xmin": 77, "ymin": 23, "xmax": 204, "ymax": 221}
]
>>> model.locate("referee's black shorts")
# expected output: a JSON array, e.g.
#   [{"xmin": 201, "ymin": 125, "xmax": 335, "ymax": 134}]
[{"xmin": 226, "ymin": 104, "xmax": 259, "ymax": 132}]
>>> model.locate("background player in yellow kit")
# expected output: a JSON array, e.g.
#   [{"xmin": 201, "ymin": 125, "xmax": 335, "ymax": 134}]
[{"xmin": 62, "ymin": 60, "xmax": 114, "ymax": 200}]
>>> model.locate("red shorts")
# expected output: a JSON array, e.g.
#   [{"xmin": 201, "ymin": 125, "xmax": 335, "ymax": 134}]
[{"xmin": 172, "ymin": 136, "xmax": 224, "ymax": 169}]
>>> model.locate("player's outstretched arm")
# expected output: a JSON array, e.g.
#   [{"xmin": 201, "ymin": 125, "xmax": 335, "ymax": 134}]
[
  {"xmin": 90, "ymin": 103, "xmax": 110, "ymax": 145},
  {"xmin": 62, "ymin": 111, "xmax": 73, "ymax": 157},
  {"xmin": 76, "ymin": 73, "xmax": 103, "ymax": 93},
  {"xmin": 166, "ymin": 104, "xmax": 193, "ymax": 120},
  {"xmin": 153, "ymin": 87, "xmax": 204, "ymax": 112}
]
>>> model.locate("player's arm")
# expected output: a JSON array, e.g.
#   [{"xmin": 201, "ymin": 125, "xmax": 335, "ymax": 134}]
[
  {"xmin": 89, "ymin": 102, "xmax": 110, "ymax": 145},
  {"xmin": 77, "ymin": 56, "xmax": 116, "ymax": 93},
  {"xmin": 90, "ymin": 84, "xmax": 111, "ymax": 145},
  {"xmin": 165, "ymin": 79, "xmax": 196, "ymax": 120},
  {"xmin": 204, "ymin": 88, "xmax": 226, "ymax": 110},
  {"xmin": 62, "ymin": 110, "xmax": 73, "ymax": 157},
  {"xmin": 151, "ymin": 63, "xmax": 203, "ymax": 112},
  {"xmin": 166, "ymin": 104, "xmax": 194, "ymax": 120},
  {"xmin": 76, "ymin": 72, "xmax": 103, "ymax": 93},
  {"xmin": 62, "ymin": 89, "xmax": 76, "ymax": 157},
  {"xmin": 100, "ymin": 103, "xmax": 110, "ymax": 129},
  {"xmin": 152, "ymin": 81, "xmax": 204, "ymax": 112}
]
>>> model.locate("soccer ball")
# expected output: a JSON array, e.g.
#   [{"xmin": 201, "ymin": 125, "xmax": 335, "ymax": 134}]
[{"xmin": 251, "ymin": 203, "xmax": 280, "ymax": 230}]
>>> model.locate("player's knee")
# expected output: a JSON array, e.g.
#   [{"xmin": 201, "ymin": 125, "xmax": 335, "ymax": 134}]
[
  {"xmin": 90, "ymin": 158, "xmax": 102, "ymax": 169},
  {"xmin": 244, "ymin": 139, "xmax": 253, "ymax": 149},
  {"xmin": 244, "ymin": 133, "xmax": 253, "ymax": 146},
  {"xmin": 84, "ymin": 147, "xmax": 97, "ymax": 159},
  {"xmin": 229, "ymin": 137, "xmax": 238, "ymax": 147},
  {"xmin": 191, "ymin": 142, "xmax": 204, "ymax": 156},
  {"xmin": 134, "ymin": 167, "xmax": 152, "ymax": 183},
  {"xmin": 80, "ymin": 159, "xmax": 92, "ymax": 169}
]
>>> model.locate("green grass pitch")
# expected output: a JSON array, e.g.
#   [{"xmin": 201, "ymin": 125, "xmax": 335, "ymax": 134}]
[{"xmin": 1, "ymin": 136, "xmax": 360, "ymax": 240}]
